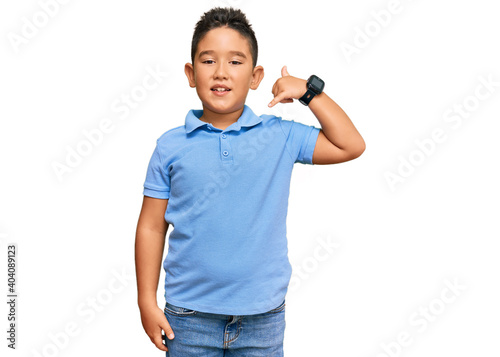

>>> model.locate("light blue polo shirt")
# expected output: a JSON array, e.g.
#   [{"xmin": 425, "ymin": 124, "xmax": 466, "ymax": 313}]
[{"xmin": 143, "ymin": 104, "xmax": 320, "ymax": 315}]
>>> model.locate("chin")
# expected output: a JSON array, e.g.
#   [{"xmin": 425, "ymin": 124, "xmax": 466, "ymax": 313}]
[{"xmin": 203, "ymin": 102, "xmax": 242, "ymax": 113}]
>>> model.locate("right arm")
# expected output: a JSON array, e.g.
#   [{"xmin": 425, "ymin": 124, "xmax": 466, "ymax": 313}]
[{"xmin": 135, "ymin": 196, "xmax": 174, "ymax": 352}]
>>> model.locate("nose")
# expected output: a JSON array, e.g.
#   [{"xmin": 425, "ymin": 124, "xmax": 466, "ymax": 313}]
[{"xmin": 214, "ymin": 61, "xmax": 228, "ymax": 79}]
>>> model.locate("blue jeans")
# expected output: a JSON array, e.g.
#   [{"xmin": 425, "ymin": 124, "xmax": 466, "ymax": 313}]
[{"xmin": 163, "ymin": 299, "xmax": 286, "ymax": 356}]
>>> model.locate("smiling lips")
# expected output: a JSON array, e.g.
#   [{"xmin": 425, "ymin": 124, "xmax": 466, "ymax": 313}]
[
  {"xmin": 211, "ymin": 84, "xmax": 231, "ymax": 96},
  {"xmin": 211, "ymin": 84, "xmax": 231, "ymax": 92}
]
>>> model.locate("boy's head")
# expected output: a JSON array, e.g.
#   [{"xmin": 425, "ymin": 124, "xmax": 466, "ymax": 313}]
[
  {"xmin": 191, "ymin": 7, "xmax": 258, "ymax": 69},
  {"xmin": 185, "ymin": 7, "xmax": 264, "ymax": 117}
]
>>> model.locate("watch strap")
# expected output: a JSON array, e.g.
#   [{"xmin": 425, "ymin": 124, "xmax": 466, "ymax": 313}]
[{"xmin": 299, "ymin": 88, "xmax": 317, "ymax": 106}]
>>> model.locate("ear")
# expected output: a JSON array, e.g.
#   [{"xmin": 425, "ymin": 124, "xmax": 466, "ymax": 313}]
[
  {"xmin": 184, "ymin": 63, "xmax": 196, "ymax": 88},
  {"xmin": 250, "ymin": 65, "xmax": 264, "ymax": 90}
]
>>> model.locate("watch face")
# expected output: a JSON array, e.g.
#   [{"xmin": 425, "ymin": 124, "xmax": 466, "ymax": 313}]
[{"xmin": 309, "ymin": 75, "xmax": 324, "ymax": 93}]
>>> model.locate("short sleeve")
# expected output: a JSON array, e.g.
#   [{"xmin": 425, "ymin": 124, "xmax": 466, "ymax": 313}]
[
  {"xmin": 279, "ymin": 119, "xmax": 321, "ymax": 165},
  {"xmin": 143, "ymin": 142, "xmax": 170, "ymax": 199}
]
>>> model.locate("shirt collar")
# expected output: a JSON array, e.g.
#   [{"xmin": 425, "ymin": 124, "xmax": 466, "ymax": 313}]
[{"xmin": 185, "ymin": 105, "xmax": 263, "ymax": 134}]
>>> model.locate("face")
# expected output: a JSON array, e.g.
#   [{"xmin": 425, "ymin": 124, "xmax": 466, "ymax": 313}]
[{"xmin": 185, "ymin": 27, "xmax": 264, "ymax": 116}]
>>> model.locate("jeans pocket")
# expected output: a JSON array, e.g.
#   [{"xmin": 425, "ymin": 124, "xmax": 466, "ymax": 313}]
[{"xmin": 164, "ymin": 301, "xmax": 198, "ymax": 317}]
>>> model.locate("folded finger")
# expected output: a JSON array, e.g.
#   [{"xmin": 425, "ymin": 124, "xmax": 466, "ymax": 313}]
[{"xmin": 152, "ymin": 331, "xmax": 169, "ymax": 352}]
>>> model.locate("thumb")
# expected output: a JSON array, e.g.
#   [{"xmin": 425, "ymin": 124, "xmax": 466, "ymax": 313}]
[{"xmin": 281, "ymin": 65, "xmax": 290, "ymax": 77}]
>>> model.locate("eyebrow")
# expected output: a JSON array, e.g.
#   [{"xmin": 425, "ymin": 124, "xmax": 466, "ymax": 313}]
[{"xmin": 198, "ymin": 50, "xmax": 247, "ymax": 59}]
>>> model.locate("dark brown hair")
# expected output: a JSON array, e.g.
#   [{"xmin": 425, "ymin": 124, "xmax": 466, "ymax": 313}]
[{"xmin": 191, "ymin": 7, "xmax": 258, "ymax": 68}]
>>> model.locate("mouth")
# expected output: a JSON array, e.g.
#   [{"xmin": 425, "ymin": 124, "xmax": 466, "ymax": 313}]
[
  {"xmin": 211, "ymin": 85, "xmax": 231, "ymax": 96},
  {"xmin": 211, "ymin": 85, "xmax": 231, "ymax": 92}
]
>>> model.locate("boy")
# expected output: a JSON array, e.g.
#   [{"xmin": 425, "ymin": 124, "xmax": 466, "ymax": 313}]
[{"xmin": 135, "ymin": 6, "xmax": 365, "ymax": 356}]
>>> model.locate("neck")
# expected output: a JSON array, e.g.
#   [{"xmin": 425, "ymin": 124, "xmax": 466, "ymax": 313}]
[{"xmin": 199, "ymin": 105, "xmax": 244, "ymax": 130}]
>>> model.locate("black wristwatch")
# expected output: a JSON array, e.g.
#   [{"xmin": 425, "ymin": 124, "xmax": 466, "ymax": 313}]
[{"xmin": 299, "ymin": 75, "xmax": 325, "ymax": 106}]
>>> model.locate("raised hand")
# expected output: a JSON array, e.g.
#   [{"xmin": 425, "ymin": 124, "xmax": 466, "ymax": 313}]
[{"xmin": 268, "ymin": 66, "xmax": 307, "ymax": 107}]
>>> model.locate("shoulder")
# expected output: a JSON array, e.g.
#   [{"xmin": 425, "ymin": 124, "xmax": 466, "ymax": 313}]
[
  {"xmin": 156, "ymin": 125, "xmax": 185, "ymax": 146},
  {"xmin": 259, "ymin": 113, "xmax": 301, "ymax": 137},
  {"xmin": 257, "ymin": 109, "xmax": 298, "ymax": 127},
  {"xmin": 150, "ymin": 125, "xmax": 186, "ymax": 162},
  {"xmin": 257, "ymin": 113, "xmax": 285, "ymax": 134},
  {"xmin": 255, "ymin": 111, "xmax": 310, "ymax": 138},
  {"xmin": 258, "ymin": 112, "xmax": 281, "ymax": 124}
]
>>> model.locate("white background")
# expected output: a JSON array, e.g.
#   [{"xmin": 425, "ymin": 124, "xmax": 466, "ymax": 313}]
[{"xmin": 1, "ymin": 0, "xmax": 499, "ymax": 356}]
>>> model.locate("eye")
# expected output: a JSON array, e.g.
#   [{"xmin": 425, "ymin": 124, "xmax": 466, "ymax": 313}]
[
  {"xmin": 230, "ymin": 61, "xmax": 242, "ymax": 65},
  {"xmin": 202, "ymin": 60, "xmax": 215, "ymax": 64}
]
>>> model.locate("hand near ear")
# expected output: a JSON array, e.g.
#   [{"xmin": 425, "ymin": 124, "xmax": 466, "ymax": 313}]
[{"xmin": 268, "ymin": 66, "xmax": 307, "ymax": 107}]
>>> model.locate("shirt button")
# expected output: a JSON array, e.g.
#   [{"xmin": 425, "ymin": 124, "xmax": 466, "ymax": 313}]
[
  {"xmin": 222, "ymin": 150, "xmax": 229, "ymax": 156},
  {"xmin": 221, "ymin": 134, "xmax": 227, "ymax": 139}
]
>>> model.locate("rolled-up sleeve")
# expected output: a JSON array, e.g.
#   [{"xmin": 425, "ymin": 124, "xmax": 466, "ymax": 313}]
[
  {"xmin": 143, "ymin": 141, "xmax": 170, "ymax": 199},
  {"xmin": 279, "ymin": 119, "xmax": 320, "ymax": 165}
]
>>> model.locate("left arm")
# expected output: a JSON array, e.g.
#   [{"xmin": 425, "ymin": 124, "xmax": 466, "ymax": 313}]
[{"xmin": 268, "ymin": 66, "xmax": 366, "ymax": 165}]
